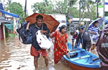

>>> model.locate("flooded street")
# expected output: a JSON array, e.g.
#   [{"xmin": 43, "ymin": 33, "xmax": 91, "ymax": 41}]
[
  {"xmin": 0, "ymin": 36, "xmax": 71, "ymax": 70},
  {"xmin": 0, "ymin": 32, "xmax": 98, "ymax": 70}
]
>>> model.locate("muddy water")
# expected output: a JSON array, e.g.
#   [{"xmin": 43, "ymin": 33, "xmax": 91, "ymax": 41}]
[
  {"xmin": 0, "ymin": 32, "xmax": 98, "ymax": 70},
  {"xmin": 0, "ymin": 36, "xmax": 71, "ymax": 70}
]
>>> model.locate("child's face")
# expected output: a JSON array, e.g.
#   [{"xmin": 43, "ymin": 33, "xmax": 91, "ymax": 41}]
[{"xmin": 94, "ymin": 22, "xmax": 98, "ymax": 27}]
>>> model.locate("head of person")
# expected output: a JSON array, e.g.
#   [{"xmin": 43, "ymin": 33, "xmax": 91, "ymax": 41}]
[
  {"xmin": 70, "ymin": 32, "xmax": 77, "ymax": 36},
  {"xmin": 93, "ymin": 21, "xmax": 98, "ymax": 27},
  {"xmin": 105, "ymin": 23, "xmax": 107, "ymax": 25},
  {"xmin": 36, "ymin": 15, "xmax": 44, "ymax": 26},
  {"xmin": 78, "ymin": 26, "xmax": 84, "ymax": 33},
  {"xmin": 59, "ymin": 25, "xmax": 67, "ymax": 34}
]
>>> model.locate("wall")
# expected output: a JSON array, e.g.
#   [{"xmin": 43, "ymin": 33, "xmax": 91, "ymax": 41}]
[
  {"xmin": 0, "ymin": 12, "xmax": 2, "ymax": 16},
  {"xmin": 0, "ymin": 24, "xmax": 4, "ymax": 39}
]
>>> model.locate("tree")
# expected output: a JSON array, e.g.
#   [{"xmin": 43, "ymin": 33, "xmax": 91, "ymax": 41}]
[
  {"xmin": 4, "ymin": 1, "xmax": 25, "ymax": 22},
  {"xmin": 32, "ymin": 0, "xmax": 54, "ymax": 14},
  {"xmin": 32, "ymin": 2, "xmax": 46, "ymax": 14},
  {"xmin": 79, "ymin": 0, "xmax": 101, "ymax": 20},
  {"xmin": 68, "ymin": 7, "xmax": 79, "ymax": 18},
  {"xmin": 7, "ymin": 2, "xmax": 24, "ymax": 18},
  {"xmin": 32, "ymin": 0, "xmax": 77, "ymax": 16},
  {"xmin": 54, "ymin": 0, "xmax": 77, "ymax": 17}
]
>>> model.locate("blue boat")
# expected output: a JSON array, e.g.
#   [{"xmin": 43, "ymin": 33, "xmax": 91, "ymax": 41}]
[{"xmin": 63, "ymin": 42, "xmax": 100, "ymax": 70}]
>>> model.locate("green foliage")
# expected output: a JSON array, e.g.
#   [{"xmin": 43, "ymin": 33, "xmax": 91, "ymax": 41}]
[
  {"xmin": 32, "ymin": 2, "xmax": 46, "ymax": 14},
  {"xmin": 105, "ymin": 12, "xmax": 108, "ymax": 16},
  {"xmin": 7, "ymin": 2, "xmax": 24, "ymax": 18},
  {"xmin": 68, "ymin": 7, "xmax": 79, "ymax": 18},
  {"xmin": 8, "ymin": 34, "xmax": 16, "ymax": 37},
  {"xmin": 90, "ymin": 4, "xmax": 97, "ymax": 20},
  {"xmin": 32, "ymin": 0, "xmax": 78, "ymax": 17},
  {"xmin": 4, "ymin": 0, "xmax": 25, "ymax": 22}
]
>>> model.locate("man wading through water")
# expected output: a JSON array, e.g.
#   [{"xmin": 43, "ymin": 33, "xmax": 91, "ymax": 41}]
[{"xmin": 26, "ymin": 15, "xmax": 50, "ymax": 69}]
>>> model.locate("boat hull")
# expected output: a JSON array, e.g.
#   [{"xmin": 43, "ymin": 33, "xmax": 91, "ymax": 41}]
[{"xmin": 63, "ymin": 58, "xmax": 99, "ymax": 70}]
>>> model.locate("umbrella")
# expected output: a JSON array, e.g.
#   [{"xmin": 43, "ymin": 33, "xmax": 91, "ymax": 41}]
[
  {"xmin": 25, "ymin": 13, "xmax": 60, "ymax": 32},
  {"xmin": 88, "ymin": 17, "xmax": 103, "ymax": 29}
]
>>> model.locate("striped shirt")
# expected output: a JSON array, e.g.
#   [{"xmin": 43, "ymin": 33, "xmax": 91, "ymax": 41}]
[{"xmin": 88, "ymin": 26, "xmax": 99, "ymax": 40}]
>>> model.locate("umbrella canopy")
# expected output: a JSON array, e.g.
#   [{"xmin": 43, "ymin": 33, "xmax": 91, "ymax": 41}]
[
  {"xmin": 0, "ymin": 16, "xmax": 10, "ymax": 25},
  {"xmin": 25, "ymin": 13, "xmax": 60, "ymax": 32},
  {"xmin": 88, "ymin": 17, "xmax": 103, "ymax": 29}
]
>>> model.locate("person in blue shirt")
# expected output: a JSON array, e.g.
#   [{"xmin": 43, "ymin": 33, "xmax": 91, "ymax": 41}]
[
  {"xmin": 88, "ymin": 21, "xmax": 100, "ymax": 51},
  {"xmin": 26, "ymin": 15, "xmax": 49, "ymax": 68}
]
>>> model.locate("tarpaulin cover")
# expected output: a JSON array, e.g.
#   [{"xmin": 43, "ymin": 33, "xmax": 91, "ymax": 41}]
[
  {"xmin": 4, "ymin": 21, "xmax": 13, "ymax": 30},
  {"xmin": 0, "ymin": 9, "xmax": 21, "ymax": 18},
  {"xmin": 0, "ymin": 3, "xmax": 4, "ymax": 10}
]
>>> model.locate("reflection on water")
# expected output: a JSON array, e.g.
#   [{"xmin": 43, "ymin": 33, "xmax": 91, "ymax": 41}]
[
  {"xmin": 0, "ymin": 37, "xmax": 71, "ymax": 70},
  {"xmin": 0, "ymin": 32, "xmax": 98, "ymax": 70}
]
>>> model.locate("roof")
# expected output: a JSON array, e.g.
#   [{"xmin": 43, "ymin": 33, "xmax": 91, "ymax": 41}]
[
  {"xmin": 72, "ymin": 18, "xmax": 91, "ymax": 22},
  {"xmin": 105, "ymin": 2, "xmax": 108, "ymax": 5},
  {"xmin": 0, "ymin": 9, "xmax": 21, "ymax": 18},
  {"xmin": 0, "ymin": 16, "xmax": 10, "ymax": 25}
]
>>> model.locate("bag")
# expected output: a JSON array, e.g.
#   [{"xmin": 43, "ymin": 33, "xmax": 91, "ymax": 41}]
[
  {"xmin": 16, "ymin": 22, "xmax": 32, "ymax": 44},
  {"xmin": 36, "ymin": 30, "xmax": 53, "ymax": 49},
  {"xmin": 96, "ymin": 24, "xmax": 108, "ymax": 68}
]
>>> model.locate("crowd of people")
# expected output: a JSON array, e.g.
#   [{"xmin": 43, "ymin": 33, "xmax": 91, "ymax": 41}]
[{"xmin": 25, "ymin": 14, "xmax": 107, "ymax": 70}]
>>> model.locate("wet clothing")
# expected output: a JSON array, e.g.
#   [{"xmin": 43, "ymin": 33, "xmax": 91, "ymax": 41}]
[
  {"xmin": 75, "ymin": 31, "xmax": 91, "ymax": 51},
  {"xmin": 27, "ymin": 23, "xmax": 49, "ymax": 51},
  {"xmin": 52, "ymin": 31, "xmax": 68, "ymax": 64},
  {"xmin": 90, "ymin": 36, "xmax": 98, "ymax": 44},
  {"xmin": 88, "ymin": 26, "xmax": 99, "ymax": 44},
  {"xmin": 96, "ymin": 24, "xmax": 108, "ymax": 69},
  {"xmin": 88, "ymin": 26, "xmax": 99, "ymax": 37},
  {"xmin": 30, "ymin": 46, "xmax": 47, "ymax": 57}
]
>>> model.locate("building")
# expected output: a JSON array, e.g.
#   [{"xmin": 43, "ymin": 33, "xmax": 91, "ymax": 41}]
[
  {"xmin": 70, "ymin": 18, "xmax": 91, "ymax": 28},
  {"xmin": 0, "ymin": 3, "xmax": 20, "ymax": 40}
]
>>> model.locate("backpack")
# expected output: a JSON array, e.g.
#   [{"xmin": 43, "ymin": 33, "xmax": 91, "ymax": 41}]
[
  {"xmin": 96, "ymin": 24, "xmax": 108, "ymax": 68},
  {"xmin": 16, "ymin": 22, "xmax": 32, "ymax": 44}
]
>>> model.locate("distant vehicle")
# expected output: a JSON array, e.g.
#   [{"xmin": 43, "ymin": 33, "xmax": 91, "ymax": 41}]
[{"xmin": 49, "ymin": 14, "xmax": 67, "ymax": 30}]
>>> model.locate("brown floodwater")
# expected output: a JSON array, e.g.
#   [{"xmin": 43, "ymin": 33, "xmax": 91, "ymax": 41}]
[
  {"xmin": 0, "ymin": 32, "xmax": 98, "ymax": 70},
  {"xmin": 0, "ymin": 36, "xmax": 71, "ymax": 70}
]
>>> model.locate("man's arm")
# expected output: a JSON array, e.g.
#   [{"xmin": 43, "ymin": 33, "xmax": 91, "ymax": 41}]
[
  {"xmin": 88, "ymin": 27, "xmax": 96, "ymax": 34},
  {"xmin": 71, "ymin": 35, "xmax": 75, "ymax": 49},
  {"xmin": 26, "ymin": 22, "xmax": 30, "ymax": 30},
  {"xmin": 88, "ymin": 30, "xmax": 97, "ymax": 34},
  {"xmin": 75, "ymin": 34, "xmax": 80, "ymax": 49},
  {"xmin": 66, "ymin": 42, "xmax": 70, "ymax": 53},
  {"xmin": 72, "ymin": 41, "xmax": 74, "ymax": 48}
]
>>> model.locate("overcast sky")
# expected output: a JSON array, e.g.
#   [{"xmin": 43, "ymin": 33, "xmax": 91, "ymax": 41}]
[
  {"xmin": 11, "ymin": 0, "xmax": 44, "ymax": 15},
  {"xmin": 11, "ymin": 0, "xmax": 96, "ymax": 15},
  {"xmin": 2, "ymin": 0, "xmax": 104, "ymax": 15}
]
